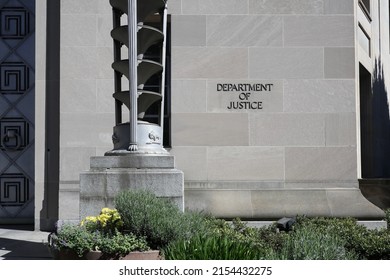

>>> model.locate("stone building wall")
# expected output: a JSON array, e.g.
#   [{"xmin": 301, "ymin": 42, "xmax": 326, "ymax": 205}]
[
  {"xmin": 57, "ymin": 0, "xmax": 115, "ymax": 222},
  {"xmin": 51, "ymin": 0, "xmax": 385, "ymax": 224},
  {"xmin": 168, "ymin": 0, "xmax": 382, "ymax": 218}
]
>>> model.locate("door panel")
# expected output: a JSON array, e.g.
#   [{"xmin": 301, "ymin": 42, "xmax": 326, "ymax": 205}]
[{"xmin": 0, "ymin": 0, "xmax": 35, "ymax": 224}]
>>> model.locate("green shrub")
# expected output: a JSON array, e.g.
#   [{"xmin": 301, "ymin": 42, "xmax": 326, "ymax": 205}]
[
  {"xmin": 355, "ymin": 229, "xmax": 390, "ymax": 259},
  {"xmin": 50, "ymin": 224, "xmax": 95, "ymax": 257},
  {"xmin": 385, "ymin": 209, "xmax": 390, "ymax": 230},
  {"xmin": 114, "ymin": 189, "xmax": 209, "ymax": 249},
  {"xmin": 96, "ymin": 230, "xmax": 149, "ymax": 258},
  {"xmin": 163, "ymin": 233, "xmax": 267, "ymax": 260},
  {"xmin": 293, "ymin": 216, "xmax": 390, "ymax": 259},
  {"xmin": 204, "ymin": 218, "xmax": 287, "ymax": 255},
  {"xmin": 49, "ymin": 224, "xmax": 149, "ymax": 258},
  {"xmin": 275, "ymin": 225, "xmax": 357, "ymax": 260},
  {"xmin": 162, "ymin": 217, "xmax": 288, "ymax": 260},
  {"xmin": 113, "ymin": 191, "xmax": 390, "ymax": 260}
]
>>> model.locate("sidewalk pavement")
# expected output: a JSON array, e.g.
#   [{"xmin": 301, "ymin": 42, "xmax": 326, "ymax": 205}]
[{"xmin": 0, "ymin": 226, "xmax": 53, "ymax": 260}]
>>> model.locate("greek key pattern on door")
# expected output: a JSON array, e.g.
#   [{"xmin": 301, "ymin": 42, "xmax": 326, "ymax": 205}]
[{"xmin": 0, "ymin": 0, "xmax": 35, "ymax": 223}]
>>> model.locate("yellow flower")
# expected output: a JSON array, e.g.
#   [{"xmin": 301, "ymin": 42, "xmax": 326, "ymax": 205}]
[
  {"xmin": 100, "ymin": 208, "xmax": 112, "ymax": 214},
  {"xmin": 81, "ymin": 216, "xmax": 97, "ymax": 224},
  {"xmin": 81, "ymin": 207, "xmax": 123, "ymax": 231},
  {"xmin": 86, "ymin": 216, "xmax": 98, "ymax": 222}
]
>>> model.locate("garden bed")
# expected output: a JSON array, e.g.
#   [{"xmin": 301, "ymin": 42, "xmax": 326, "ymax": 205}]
[{"xmin": 48, "ymin": 189, "xmax": 390, "ymax": 260}]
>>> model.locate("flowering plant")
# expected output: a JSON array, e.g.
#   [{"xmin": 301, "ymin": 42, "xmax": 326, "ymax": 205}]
[
  {"xmin": 48, "ymin": 207, "xmax": 149, "ymax": 259},
  {"xmin": 48, "ymin": 223, "xmax": 149, "ymax": 258},
  {"xmin": 81, "ymin": 207, "xmax": 124, "ymax": 233}
]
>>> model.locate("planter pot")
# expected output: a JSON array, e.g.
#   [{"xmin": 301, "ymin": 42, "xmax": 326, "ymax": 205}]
[
  {"xmin": 49, "ymin": 247, "xmax": 161, "ymax": 260},
  {"xmin": 119, "ymin": 250, "xmax": 161, "ymax": 260},
  {"xmin": 84, "ymin": 251, "xmax": 105, "ymax": 260},
  {"xmin": 48, "ymin": 247, "xmax": 84, "ymax": 260}
]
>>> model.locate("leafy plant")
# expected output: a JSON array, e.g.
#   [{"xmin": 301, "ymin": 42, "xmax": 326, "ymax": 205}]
[
  {"xmin": 96, "ymin": 230, "xmax": 149, "ymax": 258},
  {"xmin": 353, "ymin": 228, "xmax": 390, "ymax": 259},
  {"xmin": 49, "ymin": 220, "xmax": 149, "ymax": 258},
  {"xmin": 163, "ymin": 214, "xmax": 390, "ymax": 260},
  {"xmin": 203, "ymin": 218, "xmax": 287, "ymax": 255},
  {"xmin": 114, "ymin": 189, "xmax": 209, "ymax": 249},
  {"xmin": 163, "ymin": 233, "xmax": 266, "ymax": 260},
  {"xmin": 385, "ymin": 208, "xmax": 390, "ymax": 230},
  {"xmin": 51, "ymin": 193, "xmax": 390, "ymax": 260},
  {"xmin": 275, "ymin": 225, "xmax": 357, "ymax": 260},
  {"xmin": 163, "ymin": 217, "xmax": 289, "ymax": 260},
  {"xmin": 81, "ymin": 207, "xmax": 123, "ymax": 234},
  {"xmin": 292, "ymin": 216, "xmax": 390, "ymax": 259},
  {"xmin": 49, "ymin": 224, "xmax": 95, "ymax": 258}
]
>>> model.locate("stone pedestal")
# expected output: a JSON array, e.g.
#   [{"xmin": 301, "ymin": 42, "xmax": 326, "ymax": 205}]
[{"xmin": 79, "ymin": 154, "xmax": 184, "ymax": 219}]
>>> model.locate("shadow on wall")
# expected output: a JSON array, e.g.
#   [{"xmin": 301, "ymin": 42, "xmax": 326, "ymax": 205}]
[
  {"xmin": 39, "ymin": 0, "xmax": 60, "ymax": 231},
  {"xmin": 360, "ymin": 57, "xmax": 390, "ymax": 209},
  {"xmin": 371, "ymin": 58, "xmax": 390, "ymax": 177},
  {"xmin": 360, "ymin": 57, "xmax": 390, "ymax": 178}
]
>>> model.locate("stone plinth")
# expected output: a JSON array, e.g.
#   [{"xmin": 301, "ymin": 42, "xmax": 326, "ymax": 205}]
[
  {"xmin": 79, "ymin": 154, "xmax": 184, "ymax": 219},
  {"xmin": 184, "ymin": 182, "xmax": 385, "ymax": 220}
]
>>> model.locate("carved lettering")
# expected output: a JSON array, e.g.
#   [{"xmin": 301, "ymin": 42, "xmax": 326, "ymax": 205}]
[
  {"xmin": 227, "ymin": 101, "xmax": 263, "ymax": 110},
  {"xmin": 217, "ymin": 83, "xmax": 273, "ymax": 92},
  {"xmin": 216, "ymin": 82, "xmax": 274, "ymax": 111}
]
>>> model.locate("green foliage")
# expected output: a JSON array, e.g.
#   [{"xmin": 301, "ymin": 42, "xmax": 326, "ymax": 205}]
[
  {"xmin": 354, "ymin": 229, "xmax": 390, "ymax": 259},
  {"xmin": 163, "ymin": 233, "xmax": 267, "ymax": 260},
  {"xmin": 55, "ymin": 190, "xmax": 390, "ymax": 260},
  {"xmin": 293, "ymin": 216, "xmax": 390, "ymax": 259},
  {"xmin": 50, "ymin": 224, "xmax": 95, "ymax": 257},
  {"xmin": 96, "ymin": 230, "xmax": 149, "ymax": 258},
  {"xmin": 163, "ymin": 215, "xmax": 390, "ymax": 260},
  {"xmin": 274, "ymin": 225, "xmax": 357, "ymax": 260},
  {"xmin": 114, "ymin": 189, "xmax": 209, "ymax": 249},
  {"xmin": 81, "ymin": 207, "xmax": 123, "ymax": 234},
  {"xmin": 385, "ymin": 209, "xmax": 390, "ymax": 230},
  {"xmin": 204, "ymin": 218, "xmax": 287, "ymax": 254},
  {"xmin": 293, "ymin": 216, "xmax": 366, "ymax": 255},
  {"xmin": 163, "ymin": 217, "xmax": 288, "ymax": 260},
  {"xmin": 49, "ymin": 223, "xmax": 149, "ymax": 258}
]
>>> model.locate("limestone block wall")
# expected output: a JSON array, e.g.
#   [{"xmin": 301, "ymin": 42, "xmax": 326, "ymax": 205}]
[
  {"xmin": 168, "ymin": 0, "xmax": 383, "ymax": 218},
  {"xmin": 55, "ymin": 0, "xmax": 384, "ymax": 222},
  {"xmin": 357, "ymin": 1, "xmax": 390, "ymax": 208},
  {"xmin": 358, "ymin": 0, "xmax": 390, "ymax": 178},
  {"xmin": 58, "ymin": 0, "xmax": 114, "ymax": 221},
  {"xmin": 35, "ymin": 0, "xmax": 47, "ymax": 229}
]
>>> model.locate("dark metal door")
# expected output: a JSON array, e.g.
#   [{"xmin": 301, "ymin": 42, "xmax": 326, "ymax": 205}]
[{"xmin": 0, "ymin": 0, "xmax": 35, "ymax": 224}]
